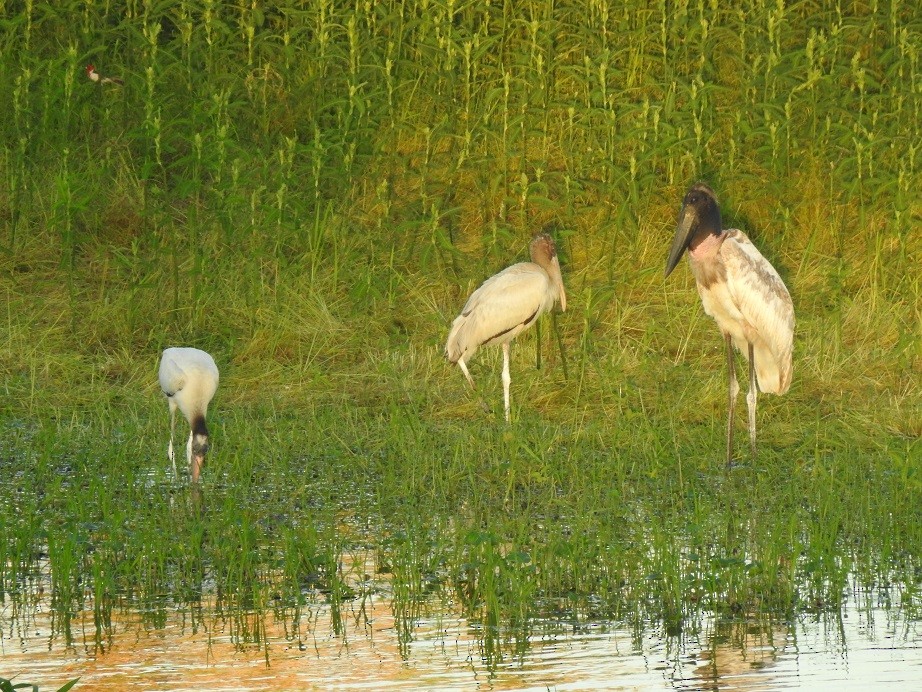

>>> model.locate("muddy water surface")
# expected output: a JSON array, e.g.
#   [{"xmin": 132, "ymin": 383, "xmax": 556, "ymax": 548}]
[{"xmin": 3, "ymin": 572, "xmax": 920, "ymax": 690}]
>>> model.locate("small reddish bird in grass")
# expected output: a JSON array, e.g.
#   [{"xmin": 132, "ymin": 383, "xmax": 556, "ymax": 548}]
[{"xmin": 85, "ymin": 64, "xmax": 123, "ymax": 85}]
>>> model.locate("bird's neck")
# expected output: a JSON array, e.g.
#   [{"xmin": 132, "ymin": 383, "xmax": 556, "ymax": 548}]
[
  {"xmin": 191, "ymin": 415, "xmax": 208, "ymax": 438},
  {"xmin": 688, "ymin": 229, "xmax": 724, "ymax": 262}
]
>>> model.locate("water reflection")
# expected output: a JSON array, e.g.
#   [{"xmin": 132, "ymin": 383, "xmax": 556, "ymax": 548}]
[
  {"xmin": 2, "ymin": 569, "xmax": 920, "ymax": 690},
  {"xmin": 677, "ymin": 618, "xmax": 787, "ymax": 690}
]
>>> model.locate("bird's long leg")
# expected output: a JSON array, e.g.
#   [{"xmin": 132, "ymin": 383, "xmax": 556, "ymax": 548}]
[
  {"xmin": 725, "ymin": 333, "xmax": 739, "ymax": 466},
  {"xmin": 552, "ymin": 311, "xmax": 569, "ymax": 381},
  {"xmin": 502, "ymin": 342, "xmax": 512, "ymax": 423},
  {"xmin": 187, "ymin": 432, "xmax": 196, "ymax": 483},
  {"xmin": 746, "ymin": 342, "xmax": 758, "ymax": 459},
  {"xmin": 458, "ymin": 358, "xmax": 475, "ymax": 389},
  {"xmin": 168, "ymin": 400, "xmax": 178, "ymax": 479}
]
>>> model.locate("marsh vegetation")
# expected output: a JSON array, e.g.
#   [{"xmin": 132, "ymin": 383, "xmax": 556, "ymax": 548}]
[{"xmin": 1, "ymin": 0, "xmax": 920, "ymax": 687}]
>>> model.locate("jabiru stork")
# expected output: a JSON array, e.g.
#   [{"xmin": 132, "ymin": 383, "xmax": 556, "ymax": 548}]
[{"xmin": 665, "ymin": 183, "xmax": 794, "ymax": 464}]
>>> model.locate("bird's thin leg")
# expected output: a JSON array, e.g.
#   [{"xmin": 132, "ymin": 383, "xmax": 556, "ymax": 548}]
[
  {"xmin": 187, "ymin": 432, "xmax": 196, "ymax": 483},
  {"xmin": 552, "ymin": 311, "xmax": 569, "ymax": 380},
  {"xmin": 725, "ymin": 333, "xmax": 739, "ymax": 466},
  {"xmin": 458, "ymin": 358, "xmax": 475, "ymax": 389},
  {"xmin": 502, "ymin": 342, "xmax": 512, "ymax": 423},
  {"xmin": 746, "ymin": 342, "xmax": 758, "ymax": 459},
  {"xmin": 168, "ymin": 404, "xmax": 178, "ymax": 479}
]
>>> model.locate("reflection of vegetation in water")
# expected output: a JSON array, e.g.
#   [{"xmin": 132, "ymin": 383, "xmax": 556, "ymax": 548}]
[
  {"xmin": 1, "ymin": 407, "xmax": 919, "ymax": 674},
  {"xmin": 0, "ymin": 0, "xmax": 920, "ymax": 682}
]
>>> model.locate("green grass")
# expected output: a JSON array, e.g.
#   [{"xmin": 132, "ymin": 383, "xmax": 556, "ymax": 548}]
[
  {"xmin": 0, "ymin": 676, "xmax": 78, "ymax": 692},
  {"xmin": 0, "ymin": 0, "xmax": 920, "ymax": 677},
  {"xmin": 1, "ymin": 402, "xmax": 918, "ymax": 670}
]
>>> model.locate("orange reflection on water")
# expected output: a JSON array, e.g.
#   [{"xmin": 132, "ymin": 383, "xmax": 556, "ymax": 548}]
[
  {"xmin": 3, "ymin": 587, "xmax": 693, "ymax": 691},
  {"xmin": 3, "ymin": 592, "xmax": 476, "ymax": 690},
  {"xmin": 690, "ymin": 620, "xmax": 785, "ymax": 690},
  {"xmin": 7, "ymin": 567, "xmax": 917, "ymax": 690}
]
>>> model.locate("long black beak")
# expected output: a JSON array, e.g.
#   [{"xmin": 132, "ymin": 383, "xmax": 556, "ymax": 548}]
[{"xmin": 664, "ymin": 204, "xmax": 698, "ymax": 278}]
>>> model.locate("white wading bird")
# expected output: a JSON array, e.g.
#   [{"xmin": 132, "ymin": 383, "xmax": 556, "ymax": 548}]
[
  {"xmin": 158, "ymin": 347, "xmax": 219, "ymax": 483},
  {"xmin": 445, "ymin": 233, "xmax": 567, "ymax": 422},
  {"xmin": 665, "ymin": 182, "xmax": 794, "ymax": 464},
  {"xmin": 85, "ymin": 64, "xmax": 123, "ymax": 85}
]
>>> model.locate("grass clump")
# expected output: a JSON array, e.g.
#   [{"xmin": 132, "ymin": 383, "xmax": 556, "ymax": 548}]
[{"xmin": 0, "ymin": 678, "xmax": 79, "ymax": 692}]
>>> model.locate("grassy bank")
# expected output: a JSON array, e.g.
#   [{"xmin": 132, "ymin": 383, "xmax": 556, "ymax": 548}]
[{"xmin": 0, "ymin": 1, "xmax": 918, "ymax": 425}]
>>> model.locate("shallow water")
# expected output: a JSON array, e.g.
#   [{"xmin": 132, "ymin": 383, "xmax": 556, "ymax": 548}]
[
  {"xmin": 2, "ymin": 415, "xmax": 921, "ymax": 690},
  {"xmin": 3, "ymin": 564, "xmax": 920, "ymax": 691}
]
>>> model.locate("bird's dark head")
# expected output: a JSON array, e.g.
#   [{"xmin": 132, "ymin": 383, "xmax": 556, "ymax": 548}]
[
  {"xmin": 665, "ymin": 182, "xmax": 722, "ymax": 278},
  {"xmin": 191, "ymin": 432, "xmax": 210, "ymax": 457},
  {"xmin": 530, "ymin": 233, "xmax": 567, "ymax": 312},
  {"xmin": 85, "ymin": 64, "xmax": 95, "ymax": 75},
  {"xmin": 189, "ymin": 417, "xmax": 210, "ymax": 483},
  {"xmin": 529, "ymin": 233, "xmax": 557, "ymax": 260}
]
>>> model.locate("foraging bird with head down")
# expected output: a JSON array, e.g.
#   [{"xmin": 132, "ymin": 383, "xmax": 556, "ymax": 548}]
[
  {"xmin": 445, "ymin": 233, "xmax": 566, "ymax": 422},
  {"xmin": 158, "ymin": 347, "xmax": 219, "ymax": 483},
  {"xmin": 665, "ymin": 182, "xmax": 794, "ymax": 464}
]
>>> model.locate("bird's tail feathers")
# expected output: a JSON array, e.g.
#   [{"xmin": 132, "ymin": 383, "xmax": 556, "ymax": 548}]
[
  {"xmin": 445, "ymin": 315, "xmax": 468, "ymax": 363},
  {"xmin": 753, "ymin": 344, "xmax": 792, "ymax": 395}
]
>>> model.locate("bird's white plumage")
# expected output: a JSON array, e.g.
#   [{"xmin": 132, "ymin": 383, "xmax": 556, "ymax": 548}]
[
  {"xmin": 446, "ymin": 261, "xmax": 561, "ymax": 365},
  {"xmin": 692, "ymin": 230, "xmax": 793, "ymax": 394},
  {"xmin": 445, "ymin": 234, "xmax": 566, "ymax": 421},
  {"xmin": 159, "ymin": 347, "xmax": 219, "ymax": 416},
  {"xmin": 158, "ymin": 347, "xmax": 219, "ymax": 481}
]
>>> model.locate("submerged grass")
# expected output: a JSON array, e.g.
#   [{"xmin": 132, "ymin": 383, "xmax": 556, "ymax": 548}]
[
  {"xmin": 0, "ymin": 0, "xmax": 920, "ymax": 676},
  {"xmin": 1, "ymin": 400, "xmax": 919, "ymax": 669}
]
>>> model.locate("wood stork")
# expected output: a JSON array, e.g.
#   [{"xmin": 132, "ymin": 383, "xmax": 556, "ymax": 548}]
[
  {"xmin": 158, "ymin": 347, "xmax": 219, "ymax": 483},
  {"xmin": 665, "ymin": 182, "xmax": 794, "ymax": 464},
  {"xmin": 85, "ymin": 64, "xmax": 123, "ymax": 85},
  {"xmin": 445, "ymin": 233, "xmax": 567, "ymax": 422}
]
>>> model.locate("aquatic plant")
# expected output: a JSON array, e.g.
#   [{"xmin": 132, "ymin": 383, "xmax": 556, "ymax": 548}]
[{"xmin": 0, "ymin": 677, "xmax": 79, "ymax": 692}]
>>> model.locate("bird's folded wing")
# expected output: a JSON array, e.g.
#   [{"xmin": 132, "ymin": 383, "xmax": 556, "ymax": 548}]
[
  {"xmin": 158, "ymin": 356, "xmax": 186, "ymax": 397},
  {"xmin": 724, "ymin": 232, "xmax": 795, "ymax": 392},
  {"xmin": 460, "ymin": 267, "xmax": 549, "ymax": 338}
]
